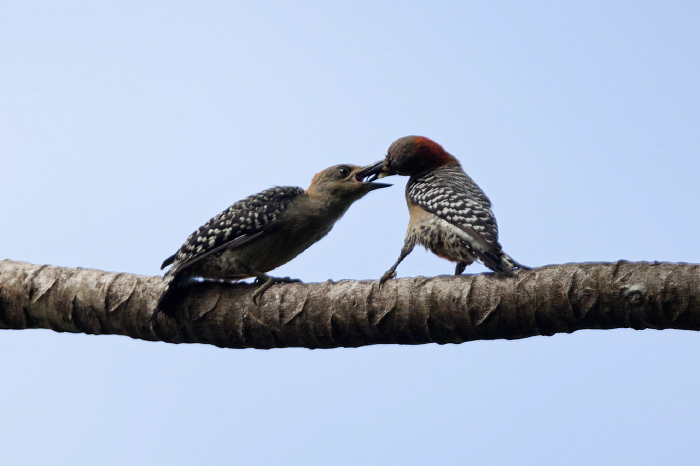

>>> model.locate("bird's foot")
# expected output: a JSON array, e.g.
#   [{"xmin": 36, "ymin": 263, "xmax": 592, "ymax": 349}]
[
  {"xmin": 252, "ymin": 274, "xmax": 301, "ymax": 304},
  {"xmin": 378, "ymin": 270, "xmax": 396, "ymax": 288}
]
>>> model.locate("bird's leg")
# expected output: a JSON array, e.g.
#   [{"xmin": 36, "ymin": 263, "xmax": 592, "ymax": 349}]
[
  {"xmin": 251, "ymin": 273, "xmax": 301, "ymax": 304},
  {"xmin": 379, "ymin": 243, "xmax": 415, "ymax": 286},
  {"xmin": 231, "ymin": 260, "xmax": 300, "ymax": 304},
  {"xmin": 455, "ymin": 262, "xmax": 467, "ymax": 275}
]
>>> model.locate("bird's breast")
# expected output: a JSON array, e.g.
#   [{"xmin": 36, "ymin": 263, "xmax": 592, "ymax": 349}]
[{"xmin": 407, "ymin": 205, "xmax": 477, "ymax": 264}]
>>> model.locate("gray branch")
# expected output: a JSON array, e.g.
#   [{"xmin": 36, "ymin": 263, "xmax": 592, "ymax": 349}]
[{"xmin": 1, "ymin": 259, "xmax": 698, "ymax": 348}]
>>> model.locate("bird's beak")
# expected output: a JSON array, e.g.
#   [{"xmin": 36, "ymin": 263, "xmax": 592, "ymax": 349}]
[
  {"xmin": 356, "ymin": 160, "xmax": 396, "ymax": 183},
  {"xmin": 353, "ymin": 163, "xmax": 392, "ymax": 190}
]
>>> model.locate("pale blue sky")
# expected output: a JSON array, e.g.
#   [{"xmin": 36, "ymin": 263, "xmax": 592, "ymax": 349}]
[{"xmin": 2, "ymin": 1, "xmax": 699, "ymax": 464}]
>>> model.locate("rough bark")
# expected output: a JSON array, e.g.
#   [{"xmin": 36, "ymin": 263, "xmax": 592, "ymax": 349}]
[{"xmin": 0, "ymin": 259, "xmax": 698, "ymax": 349}]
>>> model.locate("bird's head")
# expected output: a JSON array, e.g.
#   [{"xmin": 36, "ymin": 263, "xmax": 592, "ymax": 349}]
[
  {"xmin": 357, "ymin": 136, "xmax": 460, "ymax": 181},
  {"xmin": 307, "ymin": 164, "xmax": 391, "ymax": 202}
]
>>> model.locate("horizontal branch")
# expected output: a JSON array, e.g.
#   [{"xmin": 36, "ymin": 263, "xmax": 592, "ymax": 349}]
[{"xmin": 0, "ymin": 259, "xmax": 698, "ymax": 348}]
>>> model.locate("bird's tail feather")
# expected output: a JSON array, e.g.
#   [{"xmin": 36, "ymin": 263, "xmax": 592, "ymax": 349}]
[
  {"xmin": 148, "ymin": 272, "xmax": 180, "ymax": 323},
  {"xmin": 480, "ymin": 250, "xmax": 529, "ymax": 276}
]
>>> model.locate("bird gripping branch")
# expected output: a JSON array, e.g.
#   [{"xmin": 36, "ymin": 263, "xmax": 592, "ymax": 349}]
[
  {"xmin": 357, "ymin": 135, "xmax": 528, "ymax": 284},
  {"xmin": 150, "ymin": 164, "xmax": 390, "ymax": 321}
]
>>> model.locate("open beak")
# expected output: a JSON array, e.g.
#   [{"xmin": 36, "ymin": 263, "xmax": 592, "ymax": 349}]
[
  {"xmin": 353, "ymin": 163, "xmax": 392, "ymax": 190},
  {"xmin": 356, "ymin": 160, "xmax": 396, "ymax": 183}
]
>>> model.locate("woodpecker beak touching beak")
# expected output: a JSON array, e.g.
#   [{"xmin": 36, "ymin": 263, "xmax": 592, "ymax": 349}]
[
  {"xmin": 354, "ymin": 164, "xmax": 392, "ymax": 191},
  {"xmin": 356, "ymin": 160, "xmax": 397, "ymax": 183}
]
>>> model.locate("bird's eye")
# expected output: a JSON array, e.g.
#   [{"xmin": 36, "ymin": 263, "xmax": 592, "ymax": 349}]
[{"xmin": 337, "ymin": 166, "xmax": 351, "ymax": 177}]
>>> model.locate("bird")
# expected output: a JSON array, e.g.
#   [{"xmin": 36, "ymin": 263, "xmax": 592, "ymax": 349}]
[
  {"xmin": 357, "ymin": 135, "xmax": 528, "ymax": 284},
  {"xmin": 149, "ymin": 164, "xmax": 391, "ymax": 321}
]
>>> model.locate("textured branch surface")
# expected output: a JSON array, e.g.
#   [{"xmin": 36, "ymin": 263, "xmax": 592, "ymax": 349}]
[{"xmin": 1, "ymin": 259, "xmax": 698, "ymax": 348}]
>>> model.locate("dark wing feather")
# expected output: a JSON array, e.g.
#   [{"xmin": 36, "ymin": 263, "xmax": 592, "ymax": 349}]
[
  {"xmin": 408, "ymin": 165, "xmax": 502, "ymax": 256},
  {"xmin": 164, "ymin": 186, "xmax": 306, "ymax": 274},
  {"xmin": 161, "ymin": 253, "xmax": 176, "ymax": 270}
]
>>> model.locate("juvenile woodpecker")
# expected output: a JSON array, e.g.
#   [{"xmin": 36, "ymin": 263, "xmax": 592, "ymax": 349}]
[
  {"xmin": 358, "ymin": 135, "xmax": 528, "ymax": 284},
  {"xmin": 150, "ymin": 164, "xmax": 390, "ymax": 321}
]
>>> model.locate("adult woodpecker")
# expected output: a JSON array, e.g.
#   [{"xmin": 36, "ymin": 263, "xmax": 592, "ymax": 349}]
[
  {"xmin": 150, "ymin": 164, "xmax": 390, "ymax": 321},
  {"xmin": 358, "ymin": 135, "xmax": 528, "ymax": 284}
]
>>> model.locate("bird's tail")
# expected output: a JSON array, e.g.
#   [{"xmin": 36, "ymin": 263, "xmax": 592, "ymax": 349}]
[
  {"xmin": 148, "ymin": 271, "xmax": 180, "ymax": 323},
  {"xmin": 480, "ymin": 250, "xmax": 530, "ymax": 277}
]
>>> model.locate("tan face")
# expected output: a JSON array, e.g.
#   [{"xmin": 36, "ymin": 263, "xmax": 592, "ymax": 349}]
[{"xmin": 309, "ymin": 164, "xmax": 391, "ymax": 198}]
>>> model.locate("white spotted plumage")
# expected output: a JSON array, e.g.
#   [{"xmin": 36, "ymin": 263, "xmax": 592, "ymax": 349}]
[
  {"xmin": 154, "ymin": 185, "xmax": 305, "ymax": 316},
  {"xmin": 165, "ymin": 186, "xmax": 305, "ymax": 273},
  {"xmin": 364, "ymin": 135, "xmax": 528, "ymax": 283},
  {"xmin": 406, "ymin": 164, "xmax": 520, "ymax": 275},
  {"xmin": 150, "ymin": 163, "xmax": 391, "ymax": 320}
]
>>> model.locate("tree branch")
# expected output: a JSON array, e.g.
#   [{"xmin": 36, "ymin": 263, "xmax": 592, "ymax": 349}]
[{"xmin": 1, "ymin": 259, "xmax": 698, "ymax": 348}]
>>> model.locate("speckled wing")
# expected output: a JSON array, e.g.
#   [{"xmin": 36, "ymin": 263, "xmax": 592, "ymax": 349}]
[
  {"xmin": 407, "ymin": 165, "xmax": 501, "ymax": 254},
  {"xmin": 163, "ymin": 186, "xmax": 306, "ymax": 273}
]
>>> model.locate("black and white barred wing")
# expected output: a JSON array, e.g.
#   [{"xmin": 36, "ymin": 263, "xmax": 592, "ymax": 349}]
[
  {"xmin": 408, "ymin": 167, "xmax": 502, "ymax": 255},
  {"xmin": 162, "ymin": 186, "xmax": 305, "ymax": 273}
]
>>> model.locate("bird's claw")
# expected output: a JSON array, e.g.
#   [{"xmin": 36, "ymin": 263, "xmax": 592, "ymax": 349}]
[
  {"xmin": 251, "ymin": 275, "xmax": 301, "ymax": 304},
  {"xmin": 378, "ymin": 270, "xmax": 396, "ymax": 288},
  {"xmin": 252, "ymin": 280, "xmax": 273, "ymax": 305}
]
